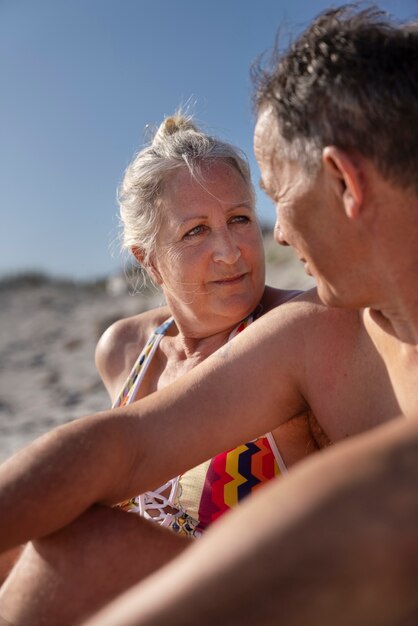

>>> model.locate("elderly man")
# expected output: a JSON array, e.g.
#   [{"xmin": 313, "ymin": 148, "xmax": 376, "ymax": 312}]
[{"xmin": 0, "ymin": 5, "xmax": 417, "ymax": 626}]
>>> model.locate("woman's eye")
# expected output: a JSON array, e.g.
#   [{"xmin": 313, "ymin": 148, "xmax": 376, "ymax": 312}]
[
  {"xmin": 184, "ymin": 225, "xmax": 206, "ymax": 238},
  {"xmin": 230, "ymin": 215, "xmax": 250, "ymax": 224}
]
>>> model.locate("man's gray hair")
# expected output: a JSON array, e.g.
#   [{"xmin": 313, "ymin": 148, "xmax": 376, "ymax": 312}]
[{"xmin": 253, "ymin": 5, "xmax": 418, "ymax": 191}]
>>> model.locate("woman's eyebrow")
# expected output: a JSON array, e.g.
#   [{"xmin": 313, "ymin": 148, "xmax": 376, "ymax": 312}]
[{"xmin": 179, "ymin": 215, "xmax": 207, "ymax": 226}]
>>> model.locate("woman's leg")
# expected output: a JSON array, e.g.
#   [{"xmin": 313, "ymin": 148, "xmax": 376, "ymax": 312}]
[{"xmin": 0, "ymin": 505, "xmax": 188, "ymax": 626}]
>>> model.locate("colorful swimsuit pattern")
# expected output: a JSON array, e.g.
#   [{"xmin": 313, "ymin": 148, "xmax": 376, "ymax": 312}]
[{"xmin": 113, "ymin": 313, "xmax": 287, "ymax": 537}]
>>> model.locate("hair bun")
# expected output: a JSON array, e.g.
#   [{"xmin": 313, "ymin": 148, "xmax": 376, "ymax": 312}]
[{"xmin": 152, "ymin": 113, "xmax": 198, "ymax": 147}]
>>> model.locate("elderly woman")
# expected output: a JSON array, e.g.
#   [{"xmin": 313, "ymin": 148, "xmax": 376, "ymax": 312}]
[
  {"xmin": 0, "ymin": 113, "xmax": 316, "ymax": 624},
  {"xmin": 95, "ymin": 113, "xmax": 310, "ymax": 536}
]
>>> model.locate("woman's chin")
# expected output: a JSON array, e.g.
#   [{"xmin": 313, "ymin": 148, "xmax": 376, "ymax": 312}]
[{"xmin": 214, "ymin": 296, "xmax": 259, "ymax": 321}]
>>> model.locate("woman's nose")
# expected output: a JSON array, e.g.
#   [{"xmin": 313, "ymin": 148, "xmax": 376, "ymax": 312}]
[{"xmin": 212, "ymin": 230, "xmax": 241, "ymax": 264}]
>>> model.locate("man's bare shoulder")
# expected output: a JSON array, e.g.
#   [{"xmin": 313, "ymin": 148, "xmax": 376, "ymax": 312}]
[
  {"xmin": 241, "ymin": 287, "xmax": 366, "ymax": 384},
  {"xmin": 222, "ymin": 288, "xmax": 363, "ymax": 378},
  {"xmin": 261, "ymin": 285, "xmax": 305, "ymax": 313},
  {"xmin": 262, "ymin": 287, "xmax": 362, "ymax": 331}
]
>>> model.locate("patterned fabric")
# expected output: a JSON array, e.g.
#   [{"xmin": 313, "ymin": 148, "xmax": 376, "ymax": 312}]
[
  {"xmin": 197, "ymin": 438, "xmax": 282, "ymax": 530},
  {"xmin": 113, "ymin": 312, "xmax": 286, "ymax": 537},
  {"xmin": 113, "ymin": 317, "xmax": 174, "ymax": 409}
]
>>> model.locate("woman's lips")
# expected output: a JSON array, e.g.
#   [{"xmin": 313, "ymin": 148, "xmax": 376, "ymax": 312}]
[{"xmin": 212, "ymin": 273, "xmax": 246, "ymax": 285}]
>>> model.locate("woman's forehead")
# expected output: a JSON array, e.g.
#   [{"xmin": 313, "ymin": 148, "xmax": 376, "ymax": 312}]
[{"xmin": 161, "ymin": 163, "xmax": 253, "ymax": 215}]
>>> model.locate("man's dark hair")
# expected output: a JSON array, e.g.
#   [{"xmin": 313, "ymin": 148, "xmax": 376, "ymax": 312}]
[{"xmin": 253, "ymin": 4, "xmax": 418, "ymax": 191}]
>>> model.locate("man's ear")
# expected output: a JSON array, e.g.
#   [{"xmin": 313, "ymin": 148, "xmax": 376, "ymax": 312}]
[
  {"xmin": 131, "ymin": 246, "xmax": 162, "ymax": 285},
  {"xmin": 322, "ymin": 146, "xmax": 363, "ymax": 220}
]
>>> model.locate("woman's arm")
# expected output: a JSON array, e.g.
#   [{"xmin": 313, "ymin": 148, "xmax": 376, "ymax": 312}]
[
  {"xmin": 0, "ymin": 298, "xmax": 309, "ymax": 554},
  {"xmin": 82, "ymin": 417, "xmax": 418, "ymax": 626},
  {"xmin": 0, "ymin": 411, "xmax": 135, "ymax": 553}
]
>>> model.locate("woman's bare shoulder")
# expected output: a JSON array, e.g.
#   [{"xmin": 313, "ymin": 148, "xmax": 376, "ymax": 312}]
[{"xmin": 95, "ymin": 305, "xmax": 171, "ymax": 393}]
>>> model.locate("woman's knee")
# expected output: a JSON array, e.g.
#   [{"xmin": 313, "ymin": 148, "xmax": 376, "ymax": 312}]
[{"xmin": 0, "ymin": 505, "xmax": 189, "ymax": 626}]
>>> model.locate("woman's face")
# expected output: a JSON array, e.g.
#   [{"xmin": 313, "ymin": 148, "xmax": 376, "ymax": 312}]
[{"xmin": 151, "ymin": 161, "xmax": 265, "ymax": 333}]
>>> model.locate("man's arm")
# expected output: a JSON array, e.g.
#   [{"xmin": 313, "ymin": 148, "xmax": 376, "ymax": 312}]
[
  {"xmin": 0, "ymin": 297, "xmax": 308, "ymax": 554},
  {"xmin": 81, "ymin": 416, "xmax": 418, "ymax": 626}
]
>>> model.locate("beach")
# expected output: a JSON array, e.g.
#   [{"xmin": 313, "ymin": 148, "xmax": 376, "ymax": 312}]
[{"xmin": 0, "ymin": 235, "xmax": 314, "ymax": 464}]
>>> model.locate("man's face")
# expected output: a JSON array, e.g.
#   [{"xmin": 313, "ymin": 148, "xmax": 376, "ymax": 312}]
[{"xmin": 254, "ymin": 106, "xmax": 350, "ymax": 306}]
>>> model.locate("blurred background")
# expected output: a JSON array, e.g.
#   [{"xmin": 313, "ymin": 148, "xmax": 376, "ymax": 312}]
[
  {"xmin": 1, "ymin": 0, "xmax": 416, "ymax": 279},
  {"xmin": 0, "ymin": 0, "xmax": 416, "ymax": 461}
]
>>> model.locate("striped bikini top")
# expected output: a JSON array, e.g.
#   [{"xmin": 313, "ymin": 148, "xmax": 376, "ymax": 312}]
[{"xmin": 113, "ymin": 313, "xmax": 287, "ymax": 537}]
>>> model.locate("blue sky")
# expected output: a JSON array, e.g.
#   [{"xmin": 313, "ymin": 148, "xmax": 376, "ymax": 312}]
[{"xmin": 1, "ymin": 0, "xmax": 417, "ymax": 280}]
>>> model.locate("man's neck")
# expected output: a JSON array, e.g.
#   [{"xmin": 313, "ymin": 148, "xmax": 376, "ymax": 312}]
[
  {"xmin": 364, "ymin": 306, "xmax": 418, "ymax": 420},
  {"xmin": 364, "ymin": 185, "xmax": 418, "ymax": 345},
  {"xmin": 368, "ymin": 306, "xmax": 418, "ymax": 347}
]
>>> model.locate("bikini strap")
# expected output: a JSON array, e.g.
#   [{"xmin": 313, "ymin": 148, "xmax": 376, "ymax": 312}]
[
  {"xmin": 114, "ymin": 308, "xmax": 257, "ymax": 408},
  {"xmin": 112, "ymin": 317, "xmax": 174, "ymax": 408},
  {"xmin": 227, "ymin": 305, "xmax": 262, "ymax": 341}
]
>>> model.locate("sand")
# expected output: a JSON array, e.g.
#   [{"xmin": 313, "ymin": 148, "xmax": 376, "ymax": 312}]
[{"xmin": 0, "ymin": 238, "xmax": 314, "ymax": 464}]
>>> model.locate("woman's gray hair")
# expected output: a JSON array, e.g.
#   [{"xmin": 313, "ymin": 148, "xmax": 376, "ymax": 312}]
[{"xmin": 118, "ymin": 112, "xmax": 255, "ymax": 267}]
